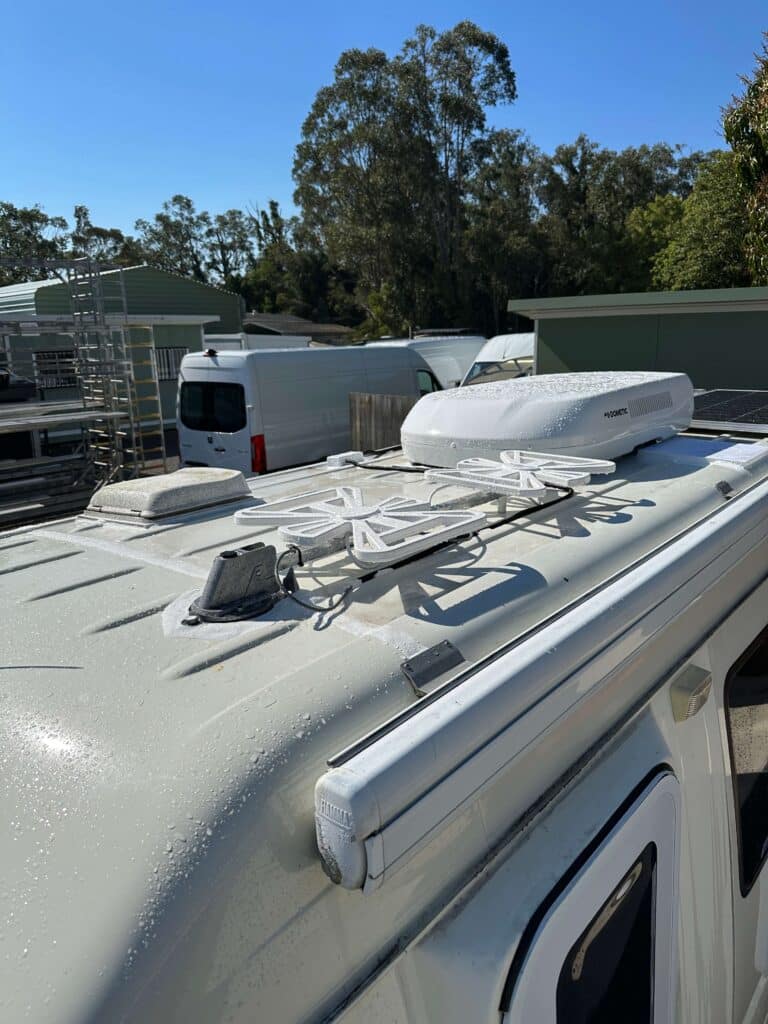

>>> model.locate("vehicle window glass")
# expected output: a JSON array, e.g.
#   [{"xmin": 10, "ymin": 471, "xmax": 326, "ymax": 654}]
[
  {"xmin": 417, "ymin": 369, "xmax": 440, "ymax": 395},
  {"xmin": 463, "ymin": 358, "xmax": 532, "ymax": 386},
  {"xmin": 180, "ymin": 382, "xmax": 246, "ymax": 433},
  {"xmin": 725, "ymin": 626, "xmax": 768, "ymax": 892},
  {"xmin": 556, "ymin": 843, "xmax": 656, "ymax": 1024}
]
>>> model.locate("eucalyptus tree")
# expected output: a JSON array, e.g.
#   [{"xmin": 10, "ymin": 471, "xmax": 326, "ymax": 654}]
[
  {"xmin": 205, "ymin": 208, "xmax": 258, "ymax": 287},
  {"xmin": 463, "ymin": 129, "xmax": 542, "ymax": 332},
  {"xmin": 70, "ymin": 205, "xmax": 145, "ymax": 266},
  {"xmin": 293, "ymin": 21, "xmax": 518, "ymax": 328},
  {"xmin": 398, "ymin": 22, "xmax": 517, "ymax": 304},
  {"xmin": 0, "ymin": 202, "xmax": 68, "ymax": 285},
  {"xmin": 651, "ymin": 151, "xmax": 750, "ymax": 290},
  {"xmin": 536, "ymin": 137, "xmax": 706, "ymax": 294},
  {"xmin": 724, "ymin": 34, "xmax": 768, "ymax": 283},
  {"xmin": 135, "ymin": 195, "xmax": 210, "ymax": 282}
]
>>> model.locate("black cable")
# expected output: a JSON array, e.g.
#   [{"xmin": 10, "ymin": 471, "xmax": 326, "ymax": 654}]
[
  {"xmin": 274, "ymin": 480, "xmax": 575, "ymax": 607},
  {"xmin": 353, "ymin": 461, "xmax": 428, "ymax": 474},
  {"xmin": 487, "ymin": 484, "xmax": 574, "ymax": 530},
  {"xmin": 275, "ymin": 547, "xmax": 353, "ymax": 613}
]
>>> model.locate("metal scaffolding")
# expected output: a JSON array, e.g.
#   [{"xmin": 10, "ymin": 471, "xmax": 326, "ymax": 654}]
[{"xmin": 0, "ymin": 257, "xmax": 168, "ymax": 488}]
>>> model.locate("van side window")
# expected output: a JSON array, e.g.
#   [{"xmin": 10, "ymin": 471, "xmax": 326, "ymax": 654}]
[
  {"xmin": 417, "ymin": 369, "xmax": 440, "ymax": 395},
  {"xmin": 725, "ymin": 625, "xmax": 768, "ymax": 893},
  {"xmin": 556, "ymin": 843, "xmax": 656, "ymax": 1023},
  {"xmin": 180, "ymin": 382, "xmax": 247, "ymax": 433}
]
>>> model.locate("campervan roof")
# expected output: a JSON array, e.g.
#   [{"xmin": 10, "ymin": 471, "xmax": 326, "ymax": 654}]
[{"xmin": 3, "ymin": 375, "xmax": 768, "ymax": 1020}]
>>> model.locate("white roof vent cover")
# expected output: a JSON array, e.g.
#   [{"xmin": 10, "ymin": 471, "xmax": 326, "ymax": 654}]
[
  {"xmin": 401, "ymin": 371, "xmax": 694, "ymax": 467},
  {"xmin": 234, "ymin": 486, "xmax": 486, "ymax": 566},
  {"xmin": 85, "ymin": 468, "xmax": 250, "ymax": 521},
  {"xmin": 425, "ymin": 450, "xmax": 616, "ymax": 497}
]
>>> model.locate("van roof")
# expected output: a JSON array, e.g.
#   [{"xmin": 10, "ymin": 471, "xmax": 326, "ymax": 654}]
[
  {"xmin": 183, "ymin": 346, "xmax": 405, "ymax": 365},
  {"xmin": 367, "ymin": 335, "xmax": 485, "ymax": 348},
  {"xmin": 474, "ymin": 332, "xmax": 535, "ymax": 362},
  {"xmin": 3, "ymin": 432, "xmax": 768, "ymax": 1017}
]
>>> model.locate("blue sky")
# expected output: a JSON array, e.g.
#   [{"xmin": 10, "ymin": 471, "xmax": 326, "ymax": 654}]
[{"xmin": 1, "ymin": 0, "xmax": 765, "ymax": 234}]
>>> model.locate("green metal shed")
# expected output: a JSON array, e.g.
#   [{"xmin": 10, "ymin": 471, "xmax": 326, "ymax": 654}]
[
  {"xmin": 0, "ymin": 266, "xmax": 243, "ymax": 426},
  {"xmin": 508, "ymin": 287, "xmax": 768, "ymax": 390},
  {"xmin": 0, "ymin": 265, "xmax": 242, "ymax": 330}
]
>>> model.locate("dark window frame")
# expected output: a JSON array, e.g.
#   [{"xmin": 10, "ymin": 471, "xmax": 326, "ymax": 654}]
[
  {"xmin": 179, "ymin": 380, "xmax": 247, "ymax": 434},
  {"xmin": 555, "ymin": 842, "xmax": 657, "ymax": 1023},
  {"xmin": 500, "ymin": 765, "xmax": 671, "ymax": 1014},
  {"xmin": 724, "ymin": 622, "xmax": 768, "ymax": 897},
  {"xmin": 416, "ymin": 368, "xmax": 442, "ymax": 395}
]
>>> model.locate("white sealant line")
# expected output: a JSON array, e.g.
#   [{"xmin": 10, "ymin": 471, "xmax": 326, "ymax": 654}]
[
  {"xmin": 30, "ymin": 529, "xmax": 208, "ymax": 580},
  {"xmin": 334, "ymin": 614, "xmax": 426, "ymax": 660}
]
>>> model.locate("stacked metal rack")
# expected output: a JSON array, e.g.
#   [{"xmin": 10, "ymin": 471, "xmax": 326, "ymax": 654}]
[{"xmin": 0, "ymin": 257, "xmax": 168, "ymax": 526}]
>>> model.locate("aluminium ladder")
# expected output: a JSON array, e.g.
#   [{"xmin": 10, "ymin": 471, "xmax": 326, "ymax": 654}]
[{"xmin": 66, "ymin": 259, "xmax": 167, "ymax": 483}]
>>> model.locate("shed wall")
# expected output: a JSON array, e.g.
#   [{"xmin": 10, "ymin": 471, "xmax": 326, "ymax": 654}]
[
  {"xmin": 537, "ymin": 311, "xmax": 768, "ymax": 389},
  {"xmin": 26, "ymin": 267, "xmax": 241, "ymax": 333}
]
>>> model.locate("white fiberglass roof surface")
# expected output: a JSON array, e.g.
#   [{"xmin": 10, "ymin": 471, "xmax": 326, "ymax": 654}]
[
  {"xmin": 3, "ymin": 435, "xmax": 767, "ymax": 751},
  {"xmin": 1, "ymin": 434, "xmax": 768, "ymax": 1022}
]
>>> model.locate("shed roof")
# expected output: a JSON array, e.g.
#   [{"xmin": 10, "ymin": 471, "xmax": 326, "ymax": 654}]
[
  {"xmin": 0, "ymin": 266, "xmax": 239, "ymax": 313},
  {"xmin": 243, "ymin": 310, "xmax": 353, "ymax": 338},
  {"xmin": 508, "ymin": 286, "xmax": 768, "ymax": 319},
  {"xmin": 0, "ymin": 277, "xmax": 53, "ymax": 314}
]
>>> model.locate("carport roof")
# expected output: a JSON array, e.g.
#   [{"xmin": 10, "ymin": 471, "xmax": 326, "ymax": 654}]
[{"xmin": 508, "ymin": 286, "xmax": 768, "ymax": 319}]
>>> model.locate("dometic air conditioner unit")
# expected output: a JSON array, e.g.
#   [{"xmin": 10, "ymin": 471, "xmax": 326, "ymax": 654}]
[{"xmin": 401, "ymin": 371, "xmax": 694, "ymax": 466}]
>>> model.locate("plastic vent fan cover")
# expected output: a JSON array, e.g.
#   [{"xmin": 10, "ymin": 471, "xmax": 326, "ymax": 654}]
[
  {"xmin": 234, "ymin": 486, "xmax": 486, "ymax": 566},
  {"xmin": 425, "ymin": 450, "xmax": 616, "ymax": 497}
]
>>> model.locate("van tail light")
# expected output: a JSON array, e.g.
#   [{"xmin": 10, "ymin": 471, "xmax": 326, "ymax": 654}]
[{"xmin": 251, "ymin": 434, "xmax": 267, "ymax": 474}]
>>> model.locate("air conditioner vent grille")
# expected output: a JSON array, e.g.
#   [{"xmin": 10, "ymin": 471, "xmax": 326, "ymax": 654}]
[{"xmin": 627, "ymin": 390, "xmax": 673, "ymax": 418}]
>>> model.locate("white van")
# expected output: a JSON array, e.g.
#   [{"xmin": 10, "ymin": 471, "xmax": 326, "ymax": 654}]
[
  {"xmin": 461, "ymin": 332, "xmax": 535, "ymax": 385},
  {"xmin": 177, "ymin": 345, "xmax": 442, "ymax": 474},
  {"xmin": 367, "ymin": 335, "xmax": 486, "ymax": 388}
]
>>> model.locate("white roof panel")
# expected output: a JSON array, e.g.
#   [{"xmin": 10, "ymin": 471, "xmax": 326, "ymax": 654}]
[{"xmin": 2, "ymin": 430, "xmax": 768, "ymax": 1020}]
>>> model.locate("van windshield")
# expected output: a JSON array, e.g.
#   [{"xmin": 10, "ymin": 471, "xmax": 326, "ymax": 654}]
[
  {"xmin": 463, "ymin": 357, "xmax": 533, "ymax": 386},
  {"xmin": 180, "ymin": 381, "xmax": 247, "ymax": 433}
]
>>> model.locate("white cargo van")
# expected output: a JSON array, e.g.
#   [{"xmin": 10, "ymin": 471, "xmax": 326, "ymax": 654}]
[
  {"xmin": 177, "ymin": 345, "xmax": 442, "ymax": 474},
  {"xmin": 367, "ymin": 335, "xmax": 486, "ymax": 388}
]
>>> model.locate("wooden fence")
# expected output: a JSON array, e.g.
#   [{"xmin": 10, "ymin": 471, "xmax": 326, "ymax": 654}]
[{"xmin": 349, "ymin": 392, "xmax": 420, "ymax": 452}]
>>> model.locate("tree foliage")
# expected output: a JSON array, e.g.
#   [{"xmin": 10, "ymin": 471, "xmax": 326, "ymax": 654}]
[
  {"xmin": 724, "ymin": 34, "xmax": 768, "ymax": 283},
  {"xmin": 2, "ymin": 22, "xmax": 765, "ymax": 328},
  {"xmin": 293, "ymin": 21, "xmax": 518, "ymax": 332},
  {"xmin": 463, "ymin": 129, "xmax": 542, "ymax": 333},
  {"xmin": 71, "ymin": 205, "xmax": 144, "ymax": 265},
  {"xmin": 0, "ymin": 203, "xmax": 68, "ymax": 285},
  {"xmin": 535, "ymin": 137, "xmax": 705, "ymax": 295},
  {"xmin": 135, "ymin": 195, "xmax": 211, "ymax": 282},
  {"xmin": 651, "ymin": 152, "xmax": 750, "ymax": 290}
]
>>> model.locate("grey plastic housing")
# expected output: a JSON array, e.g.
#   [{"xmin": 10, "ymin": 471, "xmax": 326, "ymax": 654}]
[{"xmin": 188, "ymin": 543, "xmax": 281, "ymax": 622}]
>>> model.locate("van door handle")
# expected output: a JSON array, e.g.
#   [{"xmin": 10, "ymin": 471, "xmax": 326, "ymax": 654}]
[{"xmin": 213, "ymin": 447, "xmax": 226, "ymax": 452}]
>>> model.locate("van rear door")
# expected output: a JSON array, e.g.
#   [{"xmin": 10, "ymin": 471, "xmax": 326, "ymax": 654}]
[{"xmin": 178, "ymin": 368, "xmax": 251, "ymax": 473}]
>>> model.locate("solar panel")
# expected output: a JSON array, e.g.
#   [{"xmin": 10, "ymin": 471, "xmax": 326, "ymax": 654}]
[{"xmin": 693, "ymin": 389, "xmax": 768, "ymax": 428}]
